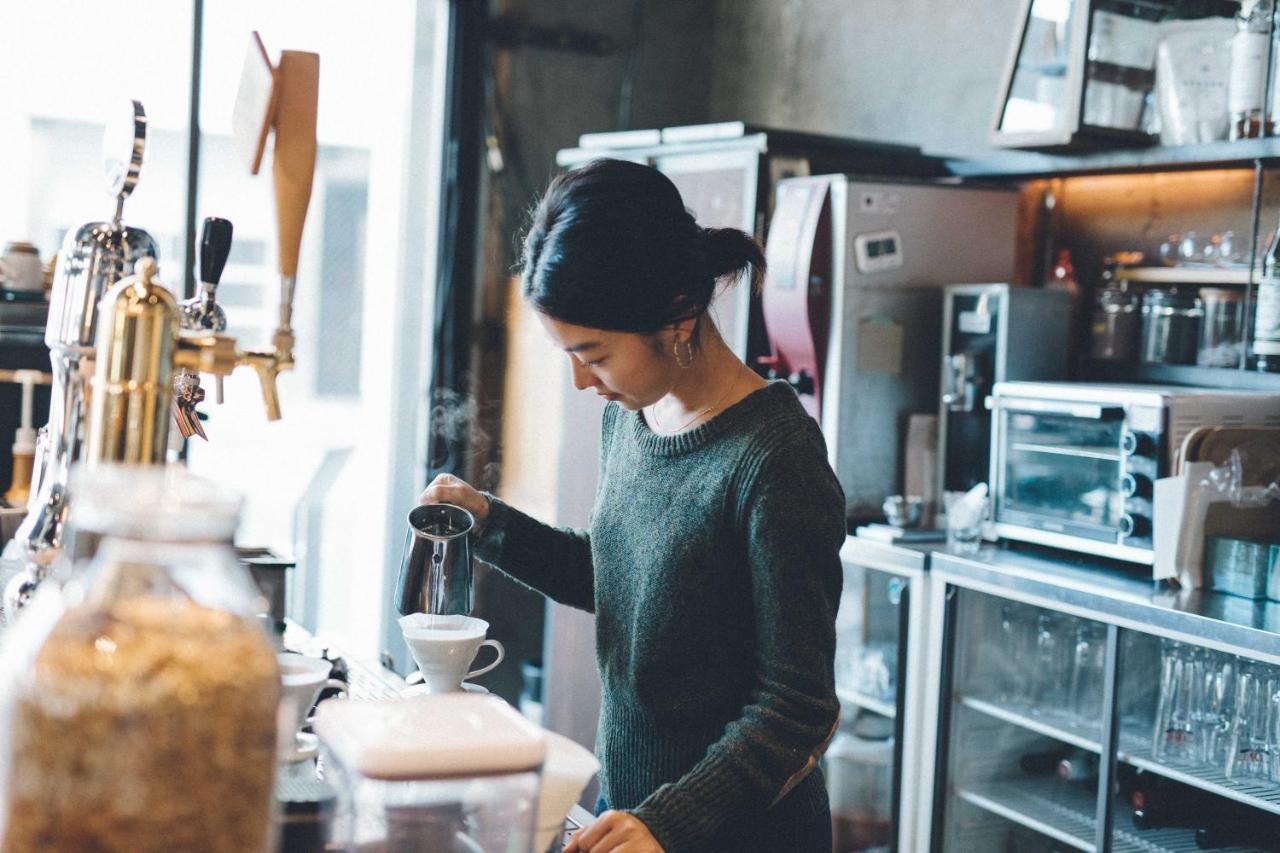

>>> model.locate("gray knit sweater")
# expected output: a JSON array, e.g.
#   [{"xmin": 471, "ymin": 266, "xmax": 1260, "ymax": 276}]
[{"xmin": 477, "ymin": 381, "xmax": 845, "ymax": 853}]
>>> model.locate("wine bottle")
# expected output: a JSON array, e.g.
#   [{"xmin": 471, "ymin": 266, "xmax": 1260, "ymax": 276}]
[
  {"xmin": 1255, "ymin": 217, "xmax": 1280, "ymax": 373},
  {"xmin": 1018, "ymin": 746, "xmax": 1075, "ymax": 776}
]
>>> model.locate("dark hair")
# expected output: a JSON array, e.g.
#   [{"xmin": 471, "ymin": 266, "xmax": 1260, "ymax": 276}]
[{"xmin": 520, "ymin": 158, "xmax": 765, "ymax": 336}]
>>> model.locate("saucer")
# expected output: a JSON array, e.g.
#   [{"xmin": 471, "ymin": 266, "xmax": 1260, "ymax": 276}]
[
  {"xmin": 281, "ymin": 730, "xmax": 319, "ymax": 764},
  {"xmin": 401, "ymin": 682, "xmax": 489, "ymax": 697}
]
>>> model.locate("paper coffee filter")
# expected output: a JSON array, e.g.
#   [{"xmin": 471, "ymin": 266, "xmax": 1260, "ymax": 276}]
[{"xmin": 399, "ymin": 613, "xmax": 486, "ymax": 639}]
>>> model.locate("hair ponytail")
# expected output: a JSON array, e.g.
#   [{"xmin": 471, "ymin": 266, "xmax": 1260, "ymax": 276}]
[
  {"xmin": 701, "ymin": 227, "xmax": 766, "ymax": 295},
  {"xmin": 521, "ymin": 159, "xmax": 768, "ymax": 334}
]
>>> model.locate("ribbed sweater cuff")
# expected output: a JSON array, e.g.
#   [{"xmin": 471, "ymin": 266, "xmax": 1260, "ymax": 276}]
[
  {"xmin": 473, "ymin": 493, "xmax": 512, "ymax": 565},
  {"xmin": 627, "ymin": 752, "xmax": 743, "ymax": 853}
]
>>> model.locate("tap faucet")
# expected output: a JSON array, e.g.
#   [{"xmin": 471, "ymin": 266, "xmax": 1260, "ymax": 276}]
[{"xmin": 174, "ymin": 217, "xmax": 233, "ymax": 438}]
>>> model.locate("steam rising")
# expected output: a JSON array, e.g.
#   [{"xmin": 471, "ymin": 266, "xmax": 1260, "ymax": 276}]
[{"xmin": 429, "ymin": 389, "xmax": 501, "ymax": 491}]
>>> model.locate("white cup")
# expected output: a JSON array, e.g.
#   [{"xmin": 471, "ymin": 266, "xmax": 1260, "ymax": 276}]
[
  {"xmin": 399, "ymin": 614, "xmax": 505, "ymax": 694},
  {"xmin": 278, "ymin": 652, "xmax": 346, "ymax": 754}
]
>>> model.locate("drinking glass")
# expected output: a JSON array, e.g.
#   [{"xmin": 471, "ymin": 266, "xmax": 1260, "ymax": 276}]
[
  {"xmin": 1226, "ymin": 662, "xmax": 1279, "ymax": 780},
  {"xmin": 1068, "ymin": 621, "xmax": 1107, "ymax": 725},
  {"xmin": 1154, "ymin": 641, "xmax": 1201, "ymax": 763},
  {"xmin": 998, "ymin": 601, "xmax": 1036, "ymax": 707},
  {"xmin": 1030, "ymin": 612, "xmax": 1072, "ymax": 716},
  {"xmin": 1192, "ymin": 652, "xmax": 1237, "ymax": 770},
  {"xmin": 944, "ymin": 493, "xmax": 988, "ymax": 557}
]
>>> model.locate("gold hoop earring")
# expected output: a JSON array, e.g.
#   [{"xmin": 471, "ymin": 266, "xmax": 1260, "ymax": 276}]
[{"xmin": 673, "ymin": 338, "xmax": 695, "ymax": 369}]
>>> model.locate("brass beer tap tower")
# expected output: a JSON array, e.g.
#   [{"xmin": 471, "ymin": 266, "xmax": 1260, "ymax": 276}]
[
  {"xmin": 1, "ymin": 44, "xmax": 319, "ymax": 617},
  {"xmin": 86, "ymin": 47, "xmax": 318, "ymax": 465}
]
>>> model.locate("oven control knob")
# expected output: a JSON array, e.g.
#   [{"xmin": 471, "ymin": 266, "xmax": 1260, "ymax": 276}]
[
  {"xmin": 1122, "ymin": 473, "xmax": 1152, "ymax": 500},
  {"xmin": 1121, "ymin": 431, "xmax": 1153, "ymax": 457},
  {"xmin": 1119, "ymin": 513, "xmax": 1150, "ymax": 538}
]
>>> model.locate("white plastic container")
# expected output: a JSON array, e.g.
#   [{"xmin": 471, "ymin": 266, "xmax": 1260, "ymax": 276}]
[{"xmin": 314, "ymin": 693, "xmax": 547, "ymax": 852}]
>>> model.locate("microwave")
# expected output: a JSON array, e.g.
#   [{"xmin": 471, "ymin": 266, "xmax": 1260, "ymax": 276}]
[{"xmin": 989, "ymin": 382, "xmax": 1280, "ymax": 564}]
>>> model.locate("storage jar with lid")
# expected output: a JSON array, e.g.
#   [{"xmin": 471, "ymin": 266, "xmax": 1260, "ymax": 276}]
[
  {"xmin": 314, "ymin": 692, "xmax": 546, "ymax": 852},
  {"xmin": 1089, "ymin": 281, "xmax": 1142, "ymax": 361},
  {"xmin": 0, "ymin": 464, "xmax": 280, "ymax": 853},
  {"xmin": 1140, "ymin": 287, "xmax": 1203, "ymax": 365},
  {"xmin": 1197, "ymin": 287, "xmax": 1245, "ymax": 368}
]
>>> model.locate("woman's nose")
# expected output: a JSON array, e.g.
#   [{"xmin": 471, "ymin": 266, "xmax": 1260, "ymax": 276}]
[{"xmin": 569, "ymin": 358, "xmax": 596, "ymax": 390}]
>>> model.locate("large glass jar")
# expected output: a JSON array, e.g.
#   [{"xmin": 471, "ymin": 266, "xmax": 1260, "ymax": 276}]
[
  {"xmin": 1089, "ymin": 281, "xmax": 1142, "ymax": 362},
  {"xmin": 1140, "ymin": 287, "xmax": 1203, "ymax": 365},
  {"xmin": 0, "ymin": 464, "xmax": 279, "ymax": 853}
]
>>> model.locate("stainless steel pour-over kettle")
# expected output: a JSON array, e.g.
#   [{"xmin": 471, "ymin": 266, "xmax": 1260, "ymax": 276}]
[{"xmin": 395, "ymin": 503, "xmax": 474, "ymax": 617}]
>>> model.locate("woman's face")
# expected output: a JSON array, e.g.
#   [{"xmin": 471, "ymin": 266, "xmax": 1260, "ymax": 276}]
[{"xmin": 537, "ymin": 314, "xmax": 680, "ymax": 410}]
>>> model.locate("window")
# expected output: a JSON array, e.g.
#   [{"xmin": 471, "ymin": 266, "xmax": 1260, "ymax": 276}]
[{"xmin": 1, "ymin": 0, "xmax": 446, "ymax": 659}]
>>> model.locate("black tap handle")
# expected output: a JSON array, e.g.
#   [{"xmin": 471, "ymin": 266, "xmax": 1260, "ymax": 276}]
[{"xmin": 199, "ymin": 217, "xmax": 233, "ymax": 286}]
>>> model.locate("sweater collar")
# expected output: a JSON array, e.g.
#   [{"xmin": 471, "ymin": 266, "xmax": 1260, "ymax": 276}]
[{"xmin": 624, "ymin": 380, "xmax": 798, "ymax": 457}]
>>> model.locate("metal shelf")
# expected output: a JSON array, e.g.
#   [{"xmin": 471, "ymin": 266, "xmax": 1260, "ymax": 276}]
[
  {"xmin": 956, "ymin": 778, "xmax": 1097, "ymax": 852},
  {"xmin": 838, "ymin": 686, "xmax": 895, "ymax": 720},
  {"xmin": 1111, "ymin": 821, "xmax": 1262, "ymax": 853},
  {"xmin": 1118, "ymin": 728, "xmax": 1280, "ymax": 818},
  {"xmin": 959, "ymin": 694, "xmax": 1102, "ymax": 753},
  {"xmin": 944, "ymin": 138, "xmax": 1280, "ymax": 180},
  {"xmin": 1080, "ymin": 360, "xmax": 1280, "ymax": 392},
  {"xmin": 958, "ymin": 778, "xmax": 1265, "ymax": 853},
  {"xmin": 1113, "ymin": 267, "xmax": 1253, "ymax": 286}
]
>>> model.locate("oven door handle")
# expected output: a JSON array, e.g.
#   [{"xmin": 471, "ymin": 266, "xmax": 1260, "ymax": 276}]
[{"xmin": 993, "ymin": 397, "xmax": 1126, "ymax": 420}]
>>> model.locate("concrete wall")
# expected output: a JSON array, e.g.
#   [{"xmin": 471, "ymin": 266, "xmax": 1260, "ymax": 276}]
[{"xmin": 709, "ymin": 0, "xmax": 1027, "ymax": 157}]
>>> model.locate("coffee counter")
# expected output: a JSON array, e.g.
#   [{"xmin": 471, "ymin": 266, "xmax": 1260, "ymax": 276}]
[{"xmin": 839, "ymin": 534, "xmax": 1280, "ymax": 851}]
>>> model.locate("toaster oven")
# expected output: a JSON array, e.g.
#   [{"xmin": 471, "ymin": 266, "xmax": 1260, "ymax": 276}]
[{"xmin": 989, "ymin": 382, "xmax": 1280, "ymax": 564}]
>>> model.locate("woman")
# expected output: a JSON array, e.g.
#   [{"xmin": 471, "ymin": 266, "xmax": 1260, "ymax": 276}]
[{"xmin": 421, "ymin": 158, "xmax": 845, "ymax": 853}]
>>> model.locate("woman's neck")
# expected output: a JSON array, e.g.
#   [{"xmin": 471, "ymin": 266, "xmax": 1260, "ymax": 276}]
[{"xmin": 649, "ymin": 327, "xmax": 765, "ymax": 433}]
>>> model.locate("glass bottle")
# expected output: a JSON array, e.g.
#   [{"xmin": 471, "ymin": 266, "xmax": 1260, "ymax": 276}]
[
  {"xmin": 0, "ymin": 464, "xmax": 279, "ymax": 853},
  {"xmin": 1230, "ymin": 0, "xmax": 1274, "ymax": 139},
  {"xmin": 1255, "ymin": 217, "xmax": 1280, "ymax": 372}
]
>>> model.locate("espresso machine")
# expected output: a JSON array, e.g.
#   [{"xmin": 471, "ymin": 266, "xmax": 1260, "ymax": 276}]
[
  {"xmin": 1, "ymin": 49, "xmax": 319, "ymax": 618},
  {"xmin": 1, "ymin": 102, "xmax": 159, "ymax": 614},
  {"xmin": 937, "ymin": 283, "xmax": 1072, "ymax": 502},
  {"xmin": 762, "ymin": 176, "xmax": 1022, "ymax": 523}
]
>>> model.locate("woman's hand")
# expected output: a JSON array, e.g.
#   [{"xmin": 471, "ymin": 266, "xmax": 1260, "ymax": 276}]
[
  {"xmin": 418, "ymin": 473, "xmax": 490, "ymax": 528},
  {"xmin": 564, "ymin": 811, "xmax": 664, "ymax": 853}
]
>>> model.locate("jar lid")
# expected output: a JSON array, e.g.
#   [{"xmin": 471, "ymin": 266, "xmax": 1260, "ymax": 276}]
[
  {"xmin": 4, "ymin": 241, "xmax": 38, "ymax": 255},
  {"xmin": 1143, "ymin": 287, "xmax": 1199, "ymax": 308},
  {"xmin": 313, "ymin": 694, "xmax": 547, "ymax": 780},
  {"xmin": 69, "ymin": 463, "xmax": 241, "ymax": 541},
  {"xmin": 1199, "ymin": 287, "xmax": 1243, "ymax": 302}
]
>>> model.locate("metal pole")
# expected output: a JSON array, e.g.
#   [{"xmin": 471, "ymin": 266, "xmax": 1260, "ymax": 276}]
[
  {"xmin": 929, "ymin": 586, "xmax": 959, "ymax": 853},
  {"xmin": 183, "ymin": 0, "xmax": 204, "ymax": 301},
  {"xmin": 1245, "ymin": 159, "xmax": 1265, "ymax": 371},
  {"xmin": 1094, "ymin": 623, "xmax": 1123, "ymax": 853},
  {"xmin": 426, "ymin": 0, "xmax": 487, "ymax": 485}
]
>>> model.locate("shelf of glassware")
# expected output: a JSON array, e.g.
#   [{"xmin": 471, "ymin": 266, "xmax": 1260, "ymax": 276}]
[
  {"xmin": 959, "ymin": 688, "xmax": 1280, "ymax": 817},
  {"xmin": 958, "ymin": 694, "xmax": 1101, "ymax": 753},
  {"xmin": 957, "ymin": 778, "xmax": 1263, "ymax": 853},
  {"xmin": 956, "ymin": 777, "xmax": 1097, "ymax": 852},
  {"xmin": 1117, "ymin": 728, "xmax": 1280, "ymax": 819}
]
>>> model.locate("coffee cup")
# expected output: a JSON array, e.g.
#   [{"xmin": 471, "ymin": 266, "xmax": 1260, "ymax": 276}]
[
  {"xmin": 398, "ymin": 614, "xmax": 504, "ymax": 694},
  {"xmin": 278, "ymin": 652, "xmax": 347, "ymax": 758}
]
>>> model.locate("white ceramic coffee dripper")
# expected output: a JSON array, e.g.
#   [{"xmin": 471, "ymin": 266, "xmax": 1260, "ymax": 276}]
[
  {"xmin": 278, "ymin": 652, "xmax": 347, "ymax": 762},
  {"xmin": 399, "ymin": 614, "xmax": 505, "ymax": 694}
]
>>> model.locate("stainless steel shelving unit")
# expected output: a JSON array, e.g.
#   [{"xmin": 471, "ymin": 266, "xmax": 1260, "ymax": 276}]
[{"xmin": 927, "ymin": 546, "xmax": 1280, "ymax": 852}]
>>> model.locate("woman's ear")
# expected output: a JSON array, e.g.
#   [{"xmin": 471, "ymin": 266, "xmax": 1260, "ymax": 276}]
[{"xmin": 671, "ymin": 316, "xmax": 698, "ymax": 342}]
